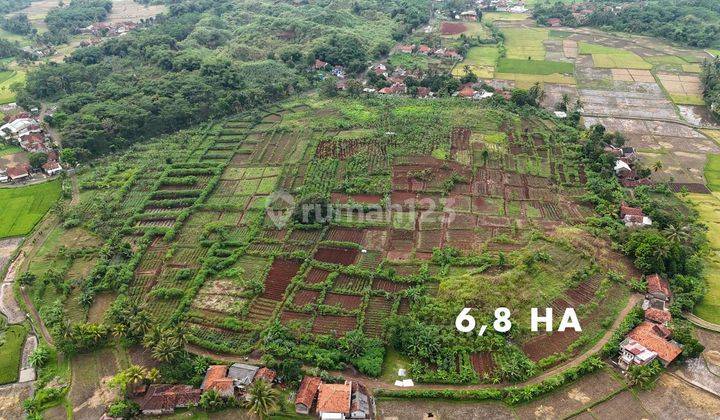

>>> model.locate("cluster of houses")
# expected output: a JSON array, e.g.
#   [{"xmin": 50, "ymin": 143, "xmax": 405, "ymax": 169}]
[
  {"xmin": 295, "ymin": 376, "xmax": 372, "ymax": 420},
  {"xmin": 619, "ymin": 202, "xmax": 652, "ymax": 228},
  {"xmin": 392, "ymin": 43, "xmax": 462, "ymax": 60},
  {"xmin": 79, "ymin": 21, "xmax": 138, "ymax": 37},
  {"xmin": 610, "ymin": 145, "xmax": 653, "ymax": 188},
  {"xmin": 475, "ymin": 0, "xmax": 528, "ymax": 14},
  {"xmin": 618, "ymin": 274, "xmax": 683, "ymax": 370},
  {"xmin": 133, "ymin": 363, "xmax": 276, "ymax": 415},
  {"xmin": 0, "ymin": 114, "xmax": 62, "ymax": 183}
]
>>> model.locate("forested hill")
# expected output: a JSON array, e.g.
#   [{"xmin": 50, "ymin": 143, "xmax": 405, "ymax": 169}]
[
  {"xmin": 533, "ymin": 0, "xmax": 720, "ymax": 48},
  {"xmin": 0, "ymin": 0, "xmax": 31, "ymax": 15},
  {"xmin": 18, "ymin": 0, "xmax": 430, "ymax": 157}
]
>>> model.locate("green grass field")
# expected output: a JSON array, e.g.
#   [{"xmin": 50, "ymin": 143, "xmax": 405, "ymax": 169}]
[
  {"xmin": 502, "ymin": 27, "xmax": 548, "ymax": 60},
  {"xmin": 452, "ymin": 46, "xmax": 499, "ymax": 78},
  {"xmin": 0, "ymin": 324, "xmax": 28, "ymax": 384},
  {"xmin": 0, "ymin": 71, "xmax": 26, "ymax": 104},
  {"xmin": 578, "ymin": 43, "xmax": 651, "ymax": 70},
  {"xmin": 0, "ymin": 143, "xmax": 22, "ymax": 156},
  {"xmin": 388, "ymin": 53, "xmax": 429, "ymax": 71},
  {"xmin": 441, "ymin": 21, "xmax": 491, "ymax": 39},
  {"xmin": 688, "ymin": 192, "xmax": 720, "ymax": 323},
  {"xmin": 705, "ymin": 154, "xmax": 720, "ymax": 192},
  {"xmin": 0, "ymin": 180, "xmax": 62, "ymax": 239},
  {"xmin": 482, "ymin": 12, "xmax": 529, "ymax": 22},
  {"xmin": 496, "ymin": 58, "xmax": 574, "ymax": 75}
]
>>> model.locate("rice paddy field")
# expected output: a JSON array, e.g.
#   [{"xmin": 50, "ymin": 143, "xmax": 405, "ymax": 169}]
[
  {"xmin": 0, "ymin": 70, "xmax": 26, "ymax": 104},
  {"xmin": 0, "ymin": 180, "xmax": 62, "ymax": 238},
  {"xmin": 688, "ymin": 192, "xmax": 720, "ymax": 323},
  {"xmin": 452, "ymin": 46, "xmax": 498, "ymax": 78},
  {"xmin": 578, "ymin": 43, "xmax": 652, "ymax": 70},
  {"xmin": 502, "ymin": 27, "xmax": 549, "ymax": 60}
]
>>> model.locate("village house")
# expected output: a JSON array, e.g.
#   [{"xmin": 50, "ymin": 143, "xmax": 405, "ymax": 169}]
[
  {"xmin": 201, "ymin": 365, "xmax": 235, "ymax": 398},
  {"xmin": 417, "ymin": 44, "xmax": 431, "ymax": 55},
  {"xmin": 0, "ymin": 169, "xmax": 8, "ymax": 183},
  {"xmin": 643, "ymin": 274, "xmax": 672, "ymax": 310},
  {"xmin": 460, "ymin": 10, "xmax": 478, "ymax": 21},
  {"xmin": 378, "ymin": 83, "xmax": 407, "ymax": 95},
  {"xmin": 6, "ymin": 165, "xmax": 29, "ymax": 182},
  {"xmin": 42, "ymin": 160, "xmax": 63, "ymax": 176},
  {"xmin": 349, "ymin": 381, "xmax": 371, "ymax": 419},
  {"xmin": 371, "ymin": 63, "xmax": 387, "ymax": 76},
  {"xmin": 317, "ymin": 382, "xmax": 352, "ymax": 420},
  {"xmin": 228, "ymin": 362, "xmax": 260, "ymax": 389},
  {"xmin": 625, "ymin": 321, "xmax": 682, "ymax": 367},
  {"xmin": 645, "ymin": 307, "xmax": 672, "ymax": 324},
  {"xmin": 396, "ymin": 44, "xmax": 415, "ymax": 54},
  {"xmin": 618, "ymin": 337, "xmax": 658, "ymax": 370},
  {"xmin": 547, "ymin": 18, "xmax": 562, "ymax": 27},
  {"xmin": 296, "ymin": 376, "xmax": 322, "ymax": 415},
  {"xmin": 315, "ymin": 59, "xmax": 329, "ymax": 70},
  {"xmin": 295, "ymin": 377, "xmax": 370, "ymax": 419},
  {"xmin": 0, "ymin": 118, "xmax": 39, "ymax": 139},
  {"xmin": 200, "ymin": 362, "xmax": 277, "ymax": 401},
  {"xmin": 619, "ymin": 202, "xmax": 652, "ymax": 227},
  {"xmin": 136, "ymin": 384, "xmax": 202, "ymax": 415}
]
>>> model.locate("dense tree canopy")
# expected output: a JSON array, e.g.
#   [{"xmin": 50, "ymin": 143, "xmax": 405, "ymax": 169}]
[
  {"xmin": 534, "ymin": 0, "xmax": 720, "ymax": 48},
  {"xmin": 19, "ymin": 0, "xmax": 431, "ymax": 157}
]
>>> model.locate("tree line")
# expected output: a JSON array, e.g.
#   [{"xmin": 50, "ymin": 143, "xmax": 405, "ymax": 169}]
[
  {"xmin": 533, "ymin": 0, "xmax": 720, "ymax": 48},
  {"xmin": 19, "ymin": 0, "xmax": 431, "ymax": 158}
]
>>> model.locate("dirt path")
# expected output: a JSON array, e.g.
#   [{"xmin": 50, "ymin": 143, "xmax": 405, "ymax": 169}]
[
  {"xmin": 0, "ymin": 256, "xmax": 26, "ymax": 324},
  {"xmin": 70, "ymin": 173, "xmax": 80, "ymax": 205},
  {"xmin": 339, "ymin": 294, "xmax": 645, "ymax": 392},
  {"xmin": 684, "ymin": 312, "xmax": 720, "ymax": 333},
  {"xmin": 185, "ymin": 343, "xmax": 264, "ymax": 365}
]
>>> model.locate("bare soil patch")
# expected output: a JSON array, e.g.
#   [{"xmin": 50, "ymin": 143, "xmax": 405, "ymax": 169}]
[{"xmin": 441, "ymin": 21, "xmax": 467, "ymax": 35}]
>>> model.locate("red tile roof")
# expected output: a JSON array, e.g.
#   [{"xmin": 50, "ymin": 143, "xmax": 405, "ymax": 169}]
[
  {"xmin": 628, "ymin": 321, "xmax": 682, "ymax": 364},
  {"xmin": 458, "ymin": 86, "xmax": 475, "ymax": 97},
  {"xmin": 295, "ymin": 376, "xmax": 321, "ymax": 409},
  {"xmin": 137, "ymin": 384, "xmax": 202, "ymax": 412},
  {"xmin": 201, "ymin": 365, "xmax": 228, "ymax": 390},
  {"xmin": 317, "ymin": 382, "xmax": 351, "ymax": 414},
  {"xmin": 315, "ymin": 59, "xmax": 328, "ymax": 69},
  {"xmin": 646, "ymin": 274, "xmax": 671, "ymax": 298},
  {"xmin": 6, "ymin": 166, "xmax": 28, "ymax": 179},
  {"xmin": 42, "ymin": 160, "xmax": 62, "ymax": 172},
  {"xmin": 255, "ymin": 367, "xmax": 276, "ymax": 382},
  {"xmin": 620, "ymin": 203, "xmax": 644, "ymax": 217},
  {"xmin": 644, "ymin": 308, "xmax": 671, "ymax": 324}
]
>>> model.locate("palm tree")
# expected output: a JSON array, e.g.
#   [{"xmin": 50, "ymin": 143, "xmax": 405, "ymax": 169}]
[
  {"xmin": 653, "ymin": 161, "xmax": 663, "ymax": 172},
  {"xmin": 125, "ymin": 365, "xmax": 147, "ymax": 387},
  {"xmin": 664, "ymin": 224, "xmax": 691, "ymax": 246},
  {"xmin": 145, "ymin": 368, "xmax": 161, "ymax": 384},
  {"xmin": 151, "ymin": 337, "xmax": 182, "ymax": 363},
  {"xmin": 246, "ymin": 379, "xmax": 279, "ymax": 419},
  {"xmin": 112, "ymin": 323, "xmax": 126, "ymax": 339}
]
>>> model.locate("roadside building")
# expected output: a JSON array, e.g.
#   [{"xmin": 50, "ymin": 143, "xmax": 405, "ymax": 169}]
[
  {"xmin": 627, "ymin": 321, "xmax": 682, "ymax": 367},
  {"xmin": 228, "ymin": 363, "xmax": 260, "ymax": 389},
  {"xmin": 136, "ymin": 384, "xmax": 201, "ymax": 415},
  {"xmin": 317, "ymin": 382, "xmax": 352, "ymax": 420},
  {"xmin": 42, "ymin": 160, "xmax": 63, "ymax": 176},
  {"xmin": 201, "ymin": 365, "xmax": 235, "ymax": 398},
  {"xmin": 295, "ymin": 376, "xmax": 322, "ymax": 415},
  {"xmin": 7, "ymin": 165, "xmax": 29, "ymax": 182}
]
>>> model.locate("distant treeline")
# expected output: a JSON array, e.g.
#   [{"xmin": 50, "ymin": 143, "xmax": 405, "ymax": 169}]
[
  {"xmin": 0, "ymin": 0, "xmax": 30, "ymax": 15},
  {"xmin": 533, "ymin": 0, "xmax": 720, "ymax": 48},
  {"xmin": 19, "ymin": 0, "xmax": 431, "ymax": 157}
]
